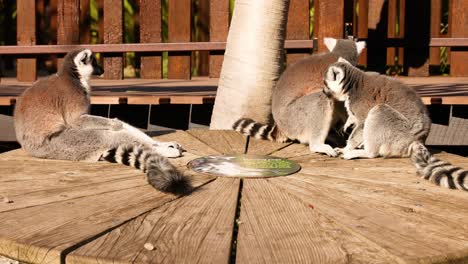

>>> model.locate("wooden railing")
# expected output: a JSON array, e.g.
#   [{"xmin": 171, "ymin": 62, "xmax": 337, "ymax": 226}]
[{"xmin": 1, "ymin": 0, "xmax": 467, "ymax": 83}]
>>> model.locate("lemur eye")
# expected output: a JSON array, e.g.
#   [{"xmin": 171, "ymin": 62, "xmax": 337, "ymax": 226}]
[{"xmin": 81, "ymin": 54, "xmax": 88, "ymax": 64}]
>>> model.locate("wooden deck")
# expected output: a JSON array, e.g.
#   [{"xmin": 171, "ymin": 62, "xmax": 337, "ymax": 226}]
[
  {"xmin": 0, "ymin": 76, "xmax": 467, "ymax": 106},
  {"xmin": 0, "ymin": 130, "xmax": 468, "ymax": 263}
]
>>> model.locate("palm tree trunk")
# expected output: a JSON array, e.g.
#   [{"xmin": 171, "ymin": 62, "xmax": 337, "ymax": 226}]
[{"xmin": 210, "ymin": 0, "xmax": 290, "ymax": 129}]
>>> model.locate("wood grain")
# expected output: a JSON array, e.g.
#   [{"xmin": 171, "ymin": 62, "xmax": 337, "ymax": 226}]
[
  {"xmin": 270, "ymin": 169, "xmax": 468, "ymax": 262},
  {"xmin": 16, "ymin": 0, "xmax": 36, "ymax": 82},
  {"xmin": 314, "ymin": 0, "xmax": 344, "ymax": 52},
  {"xmin": 356, "ymin": 0, "xmax": 368, "ymax": 66},
  {"xmin": 450, "ymin": 0, "xmax": 468, "ymax": 77},
  {"xmin": 103, "ymin": 0, "xmax": 123, "ymax": 79},
  {"xmin": 246, "ymin": 137, "xmax": 292, "ymax": 156},
  {"xmin": 168, "ymin": 0, "xmax": 192, "ymax": 79},
  {"xmin": 286, "ymin": 0, "xmax": 310, "ymax": 66},
  {"xmin": 187, "ymin": 129, "xmax": 247, "ymax": 155},
  {"xmin": 153, "ymin": 130, "xmax": 220, "ymax": 156},
  {"xmin": 209, "ymin": 0, "xmax": 230, "ymax": 78},
  {"xmin": 140, "ymin": 0, "xmax": 162, "ymax": 79},
  {"xmin": 67, "ymin": 178, "xmax": 239, "ymax": 264},
  {"xmin": 236, "ymin": 178, "xmax": 398, "ymax": 263},
  {"xmin": 430, "ymin": 0, "xmax": 442, "ymax": 66}
]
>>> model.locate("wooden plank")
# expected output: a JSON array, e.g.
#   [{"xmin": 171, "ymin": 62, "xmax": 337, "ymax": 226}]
[
  {"xmin": 153, "ymin": 130, "xmax": 220, "ymax": 156},
  {"xmin": 268, "ymin": 164, "xmax": 468, "ymax": 263},
  {"xmin": 431, "ymin": 38, "xmax": 468, "ymax": 47},
  {"xmin": 450, "ymin": 0, "xmax": 468, "ymax": 77},
  {"xmin": 314, "ymin": 0, "xmax": 344, "ymax": 52},
  {"xmin": 209, "ymin": 0, "xmax": 230, "ymax": 78},
  {"xmin": 79, "ymin": 0, "xmax": 91, "ymax": 44},
  {"xmin": 397, "ymin": 0, "xmax": 405, "ymax": 68},
  {"xmin": 0, "ymin": 161, "xmax": 146, "ymax": 213},
  {"xmin": 0, "ymin": 40, "xmax": 315, "ymax": 54},
  {"xmin": 286, "ymin": 0, "xmax": 310, "ymax": 66},
  {"xmin": 268, "ymin": 143, "xmax": 311, "ymax": 159},
  {"xmin": 140, "ymin": 0, "xmax": 162, "ymax": 79},
  {"xmin": 236, "ymin": 178, "xmax": 398, "ymax": 263},
  {"xmin": 246, "ymin": 137, "xmax": 292, "ymax": 156},
  {"xmin": 168, "ymin": 0, "xmax": 191, "ymax": 79},
  {"xmin": 197, "ymin": 0, "xmax": 210, "ymax": 76},
  {"xmin": 187, "ymin": 129, "xmax": 247, "ymax": 155},
  {"xmin": 57, "ymin": 0, "xmax": 80, "ymax": 69},
  {"xmin": 16, "ymin": 0, "xmax": 36, "ymax": 82},
  {"xmin": 0, "ymin": 182, "xmax": 207, "ymax": 264},
  {"xmin": 386, "ymin": 0, "xmax": 397, "ymax": 66},
  {"xmin": 103, "ymin": 0, "xmax": 123, "ymax": 79},
  {"xmin": 67, "ymin": 178, "xmax": 239, "ymax": 264},
  {"xmin": 356, "ymin": 0, "xmax": 368, "ymax": 66},
  {"xmin": 430, "ymin": 0, "xmax": 442, "ymax": 65}
]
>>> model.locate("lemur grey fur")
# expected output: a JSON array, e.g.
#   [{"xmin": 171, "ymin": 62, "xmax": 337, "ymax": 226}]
[
  {"xmin": 14, "ymin": 49, "xmax": 192, "ymax": 194},
  {"xmin": 233, "ymin": 38, "xmax": 366, "ymax": 156},
  {"xmin": 323, "ymin": 58, "xmax": 467, "ymax": 191}
]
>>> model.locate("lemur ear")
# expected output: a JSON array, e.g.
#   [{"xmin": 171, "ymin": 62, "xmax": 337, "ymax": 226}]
[
  {"xmin": 324, "ymin": 37, "xmax": 337, "ymax": 52},
  {"xmin": 355, "ymin": 41, "xmax": 366, "ymax": 55},
  {"xmin": 338, "ymin": 57, "xmax": 351, "ymax": 64}
]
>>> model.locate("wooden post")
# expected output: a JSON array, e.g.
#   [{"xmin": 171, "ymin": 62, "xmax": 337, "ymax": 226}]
[
  {"xmin": 386, "ymin": 0, "xmax": 397, "ymax": 66},
  {"xmin": 209, "ymin": 0, "xmax": 229, "ymax": 78},
  {"xmin": 57, "ymin": 0, "xmax": 80, "ymax": 69},
  {"xmin": 429, "ymin": 0, "xmax": 441, "ymax": 66},
  {"xmin": 80, "ymin": 0, "xmax": 91, "ymax": 44},
  {"xmin": 17, "ymin": 0, "xmax": 36, "ymax": 82},
  {"xmin": 103, "ymin": 0, "xmax": 123, "ymax": 79},
  {"xmin": 314, "ymin": 0, "xmax": 344, "ymax": 52},
  {"xmin": 286, "ymin": 0, "xmax": 310, "ymax": 66},
  {"xmin": 197, "ymin": 0, "xmax": 210, "ymax": 76},
  {"xmin": 450, "ymin": 0, "xmax": 468, "ymax": 76},
  {"xmin": 140, "ymin": 0, "xmax": 162, "ymax": 79},
  {"xmin": 168, "ymin": 0, "xmax": 191, "ymax": 79},
  {"xmin": 355, "ymin": 0, "xmax": 368, "ymax": 66}
]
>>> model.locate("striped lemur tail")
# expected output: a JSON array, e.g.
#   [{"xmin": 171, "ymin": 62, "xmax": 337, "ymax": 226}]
[
  {"xmin": 409, "ymin": 141, "xmax": 467, "ymax": 191},
  {"xmin": 232, "ymin": 118, "xmax": 290, "ymax": 143},
  {"xmin": 102, "ymin": 144, "xmax": 192, "ymax": 195}
]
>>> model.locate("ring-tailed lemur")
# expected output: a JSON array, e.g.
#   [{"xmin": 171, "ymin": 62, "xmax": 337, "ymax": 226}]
[
  {"xmin": 233, "ymin": 38, "xmax": 366, "ymax": 157},
  {"xmin": 323, "ymin": 58, "xmax": 467, "ymax": 191},
  {"xmin": 14, "ymin": 49, "xmax": 192, "ymax": 194}
]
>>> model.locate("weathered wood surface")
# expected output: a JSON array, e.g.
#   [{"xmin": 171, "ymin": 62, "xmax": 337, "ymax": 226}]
[
  {"xmin": 0, "ymin": 130, "xmax": 467, "ymax": 263},
  {"xmin": 1, "ymin": 77, "xmax": 467, "ymax": 106}
]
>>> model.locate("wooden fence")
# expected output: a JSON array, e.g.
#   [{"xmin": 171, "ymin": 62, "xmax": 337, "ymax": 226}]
[{"xmin": 1, "ymin": 0, "xmax": 467, "ymax": 83}]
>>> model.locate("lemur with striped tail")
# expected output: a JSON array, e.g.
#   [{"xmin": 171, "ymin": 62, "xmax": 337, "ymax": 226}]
[
  {"xmin": 233, "ymin": 38, "xmax": 366, "ymax": 157},
  {"xmin": 14, "ymin": 49, "xmax": 192, "ymax": 194},
  {"xmin": 323, "ymin": 57, "xmax": 467, "ymax": 191}
]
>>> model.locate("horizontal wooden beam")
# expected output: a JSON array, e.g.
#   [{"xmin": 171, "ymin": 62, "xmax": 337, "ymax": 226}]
[
  {"xmin": 1, "ymin": 95, "xmax": 465, "ymax": 106},
  {"xmin": 0, "ymin": 40, "xmax": 316, "ymax": 55},
  {"xmin": 430, "ymin": 38, "xmax": 468, "ymax": 47}
]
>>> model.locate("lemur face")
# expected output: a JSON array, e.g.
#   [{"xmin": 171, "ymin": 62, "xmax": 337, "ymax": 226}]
[
  {"xmin": 323, "ymin": 64, "xmax": 346, "ymax": 101},
  {"xmin": 323, "ymin": 57, "xmax": 353, "ymax": 101},
  {"xmin": 73, "ymin": 49, "xmax": 104, "ymax": 79}
]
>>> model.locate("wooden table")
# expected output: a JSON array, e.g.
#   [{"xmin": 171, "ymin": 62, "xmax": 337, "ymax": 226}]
[{"xmin": 0, "ymin": 130, "xmax": 468, "ymax": 264}]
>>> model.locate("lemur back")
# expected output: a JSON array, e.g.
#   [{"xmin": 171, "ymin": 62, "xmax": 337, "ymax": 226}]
[
  {"xmin": 324, "ymin": 58, "xmax": 467, "ymax": 191},
  {"xmin": 233, "ymin": 38, "xmax": 365, "ymax": 156},
  {"xmin": 14, "ymin": 49, "xmax": 191, "ymax": 194}
]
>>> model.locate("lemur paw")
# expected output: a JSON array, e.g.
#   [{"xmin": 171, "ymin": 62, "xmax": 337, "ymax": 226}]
[
  {"xmin": 153, "ymin": 141, "xmax": 184, "ymax": 158},
  {"xmin": 310, "ymin": 144, "xmax": 338, "ymax": 157},
  {"xmin": 111, "ymin": 118, "xmax": 124, "ymax": 131}
]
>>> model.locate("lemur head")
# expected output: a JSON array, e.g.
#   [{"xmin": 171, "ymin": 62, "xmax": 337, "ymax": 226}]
[
  {"xmin": 324, "ymin": 37, "xmax": 366, "ymax": 65},
  {"xmin": 323, "ymin": 57, "xmax": 353, "ymax": 101},
  {"xmin": 60, "ymin": 49, "xmax": 104, "ymax": 82}
]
